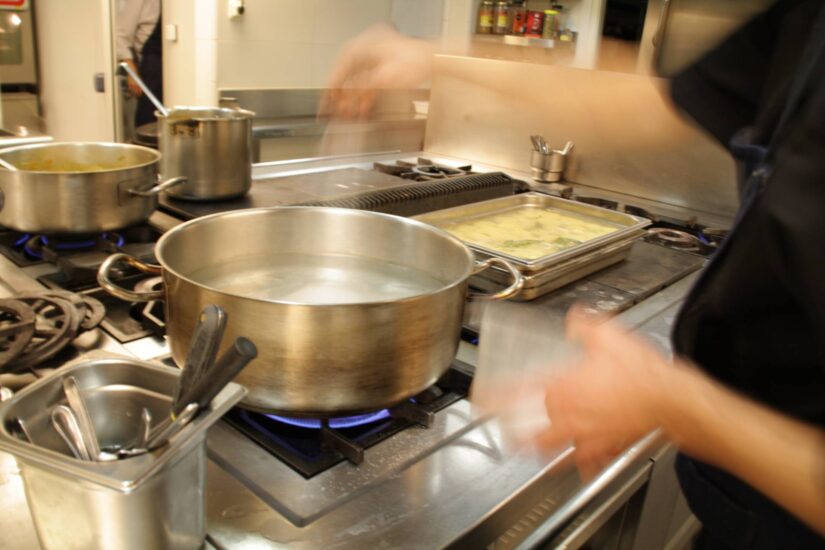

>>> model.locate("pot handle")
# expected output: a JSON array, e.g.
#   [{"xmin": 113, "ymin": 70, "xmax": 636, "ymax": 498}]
[
  {"xmin": 97, "ymin": 253, "xmax": 164, "ymax": 302},
  {"xmin": 128, "ymin": 176, "xmax": 188, "ymax": 197},
  {"xmin": 468, "ymin": 258, "xmax": 525, "ymax": 301}
]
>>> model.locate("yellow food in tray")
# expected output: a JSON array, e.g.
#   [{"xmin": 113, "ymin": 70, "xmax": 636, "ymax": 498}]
[{"xmin": 445, "ymin": 207, "xmax": 618, "ymax": 260}]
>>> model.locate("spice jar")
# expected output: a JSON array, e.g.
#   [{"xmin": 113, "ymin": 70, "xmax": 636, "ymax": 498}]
[
  {"xmin": 510, "ymin": 1, "xmax": 527, "ymax": 35},
  {"xmin": 542, "ymin": 9, "xmax": 558, "ymax": 39},
  {"xmin": 477, "ymin": 0, "xmax": 494, "ymax": 34},
  {"xmin": 494, "ymin": 1, "xmax": 510, "ymax": 35},
  {"xmin": 525, "ymin": 10, "xmax": 544, "ymax": 38}
]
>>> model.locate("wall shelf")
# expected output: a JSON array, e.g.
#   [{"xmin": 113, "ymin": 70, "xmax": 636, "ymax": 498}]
[{"xmin": 472, "ymin": 34, "xmax": 556, "ymax": 49}]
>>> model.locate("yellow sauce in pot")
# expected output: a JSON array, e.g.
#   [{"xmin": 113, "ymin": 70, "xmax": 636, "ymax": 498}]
[{"xmin": 15, "ymin": 157, "xmax": 129, "ymax": 172}]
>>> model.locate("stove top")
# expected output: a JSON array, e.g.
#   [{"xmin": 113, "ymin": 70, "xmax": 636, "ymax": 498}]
[
  {"xmin": 0, "ymin": 151, "xmax": 719, "ymax": 549},
  {"xmin": 158, "ymin": 158, "xmax": 516, "ymax": 222}
]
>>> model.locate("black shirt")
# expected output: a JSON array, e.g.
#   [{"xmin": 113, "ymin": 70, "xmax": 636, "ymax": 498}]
[
  {"xmin": 669, "ymin": 1, "xmax": 825, "ymax": 547},
  {"xmin": 672, "ymin": 0, "xmax": 825, "ymax": 428}
]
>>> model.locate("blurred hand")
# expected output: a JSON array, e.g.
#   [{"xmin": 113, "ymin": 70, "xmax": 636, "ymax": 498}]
[
  {"xmin": 124, "ymin": 59, "xmax": 143, "ymax": 98},
  {"xmin": 534, "ymin": 306, "xmax": 680, "ymax": 478},
  {"xmin": 320, "ymin": 24, "xmax": 436, "ymax": 120}
]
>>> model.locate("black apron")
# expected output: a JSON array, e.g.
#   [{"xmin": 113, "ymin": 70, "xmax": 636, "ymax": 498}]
[
  {"xmin": 135, "ymin": 16, "xmax": 162, "ymax": 128},
  {"xmin": 673, "ymin": 5, "xmax": 825, "ymax": 549}
]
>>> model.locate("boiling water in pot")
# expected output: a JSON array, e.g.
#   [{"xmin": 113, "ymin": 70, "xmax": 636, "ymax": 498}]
[{"xmin": 187, "ymin": 253, "xmax": 446, "ymax": 305}]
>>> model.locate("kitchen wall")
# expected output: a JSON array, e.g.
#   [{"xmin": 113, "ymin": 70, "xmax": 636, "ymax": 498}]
[
  {"xmin": 162, "ymin": 0, "xmax": 219, "ymax": 107},
  {"xmin": 425, "ymin": 55, "xmax": 738, "ymax": 225},
  {"xmin": 163, "ymin": 0, "xmax": 447, "ymax": 106}
]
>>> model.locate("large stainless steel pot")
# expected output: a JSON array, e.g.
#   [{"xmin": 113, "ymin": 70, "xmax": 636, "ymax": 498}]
[
  {"xmin": 97, "ymin": 207, "xmax": 523, "ymax": 416},
  {"xmin": 0, "ymin": 142, "xmax": 185, "ymax": 234},
  {"xmin": 158, "ymin": 107, "xmax": 254, "ymax": 202}
]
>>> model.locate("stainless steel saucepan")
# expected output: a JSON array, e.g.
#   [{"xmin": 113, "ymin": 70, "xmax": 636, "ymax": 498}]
[
  {"xmin": 157, "ymin": 107, "xmax": 254, "ymax": 201},
  {"xmin": 98, "ymin": 207, "xmax": 523, "ymax": 416},
  {"xmin": 0, "ymin": 142, "xmax": 185, "ymax": 234},
  {"xmin": 119, "ymin": 62, "xmax": 254, "ymax": 202}
]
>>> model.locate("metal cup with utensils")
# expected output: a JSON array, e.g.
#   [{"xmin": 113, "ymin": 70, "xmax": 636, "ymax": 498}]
[
  {"xmin": 0, "ymin": 356, "xmax": 247, "ymax": 550},
  {"xmin": 530, "ymin": 139, "xmax": 574, "ymax": 183}
]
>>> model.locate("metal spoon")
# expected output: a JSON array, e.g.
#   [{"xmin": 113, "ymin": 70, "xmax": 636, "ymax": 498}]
[
  {"xmin": 149, "ymin": 337, "xmax": 257, "ymax": 447},
  {"xmin": 174, "ymin": 337, "xmax": 257, "ymax": 417},
  {"xmin": 118, "ymin": 61, "xmax": 169, "ymax": 117},
  {"xmin": 146, "ymin": 403, "xmax": 199, "ymax": 450},
  {"xmin": 174, "ymin": 305, "xmax": 227, "ymax": 409},
  {"xmin": 134, "ymin": 408, "xmax": 152, "ymax": 450},
  {"xmin": 62, "ymin": 376, "xmax": 102, "ymax": 459},
  {"xmin": 51, "ymin": 406, "xmax": 90, "ymax": 460},
  {"xmin": 559, "ymin": 141, "xmax": 575, "ymax": 155},
  {"xmin": 16, "ymin": 417, "xmax": 33, "ymax": 444}
]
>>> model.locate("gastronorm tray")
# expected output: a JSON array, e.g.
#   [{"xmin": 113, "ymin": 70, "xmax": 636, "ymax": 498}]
[
  {"xmin": 469, "ymin": 236, "xmax": 637, "ymax": 301},
  {"xmin": 414, "ymin": 192, "xmax": 650, "ymax": 274}
]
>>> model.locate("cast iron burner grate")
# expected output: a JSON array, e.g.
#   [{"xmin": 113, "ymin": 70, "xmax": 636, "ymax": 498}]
[
  {"xmin": 0, "ymin": 226, "xmax": 161, "ymax": 287},
  {"xmin": 34, "ymin": 226, "xmax": 161, "ymax": 291},
  {"xmin": 0, "ymin": 231, "xmax": 47, "ymax": 267},
  {"xmin": 224, "ymin": 362, "xmax": 473, "ymax": 478},
  {"xmin": 373, "ymin": 157, "xmax": 474, "ymax": 181}
]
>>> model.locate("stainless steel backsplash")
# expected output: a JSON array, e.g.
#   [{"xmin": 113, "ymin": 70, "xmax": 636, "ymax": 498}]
[
  {"xmin": 217, "ymin": 88, "xmax": 430, "ymax": 119},
  {"xmin": 425, "ymin": 55, "xmax": 738, "ymax": 223}
]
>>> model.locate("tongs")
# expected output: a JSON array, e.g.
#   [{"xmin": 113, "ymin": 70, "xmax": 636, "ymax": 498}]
[{"xmin": 145, "ymin": 306, "xmax": 258, "ymax": 450}]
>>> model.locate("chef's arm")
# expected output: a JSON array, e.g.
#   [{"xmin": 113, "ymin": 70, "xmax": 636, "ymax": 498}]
[
  {"xmin": 115, "ymin": 0, "xmax": 146, "ymax": 97},
  {"xmin": 537, "ymin": 311, "xmax": 825, "ymax": 538},
  {"xmin": 115, "ymin": 0, "xmax": 144, "ymax": 62},
  {"xmin": 659, "ymin": 365, "xmax": 825, "ymax": 537}
]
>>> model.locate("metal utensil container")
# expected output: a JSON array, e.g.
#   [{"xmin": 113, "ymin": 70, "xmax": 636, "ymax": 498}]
[
  {"xmin": 158, "ymin": 106, "xmax": 255, "ymax": 201},
  {"xmin": 0, "ymin": 355, "xmax": 246, "ymax": 550}
]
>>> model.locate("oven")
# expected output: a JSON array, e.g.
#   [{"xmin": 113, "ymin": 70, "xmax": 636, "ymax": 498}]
[{"xmin": 0, "ymin": 0, "xmax": 36, "ymax": 88}]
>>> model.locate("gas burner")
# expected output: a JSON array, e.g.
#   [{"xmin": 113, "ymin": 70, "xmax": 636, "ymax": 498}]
[
  {"xmin": 12, "ymin": 233, "xmax": 30, "ymax": 248},
  {"xmin": 81, "ymin": 273, "xmax": 162, "ymax": 344},
  {"xmin": 23, "ymin": 233, "xmax": 126, "ymax": 260},
  {"xmin": 225, "ymin": 365, "xmax": 472, "ymax": 478},
  {"xmin": 645, "ymin": 228, "xmax": 703, "ymax": 252},
  {"xmin": 410, "ymin": 164, "xmax": 466, "ymax": 179},
  {"xmin": 129, "ymin": 277, "xmax": 165, "ymax": 338},
  {"xmin": 267, "ymin": 409, "xmax": 391, "ymax": 430},
  {"xmin": 573, "ymin": 197, "xmax": 657, "ymax": 221},
  {"xmin": 575, "ymin": 196, "xmax": 619, "ymax": 210},
  {"xmin": 373, "ymin": 158, "xmax": 474, "ymax": 182}
]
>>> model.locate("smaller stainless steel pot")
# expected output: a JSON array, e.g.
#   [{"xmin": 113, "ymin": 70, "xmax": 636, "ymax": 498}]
[
  {"xmin": 158, "ymin": 107, "xmax": 254, "ymax": 202},
  {"xmin": 0, "ymin": 142, "xmax": 185, "ymax": 234}
]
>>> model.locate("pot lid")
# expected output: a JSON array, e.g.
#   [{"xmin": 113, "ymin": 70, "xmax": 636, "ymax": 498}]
[{"xmin": 135, "ymin": 122, "xmax": 158, "ymax": 147}]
